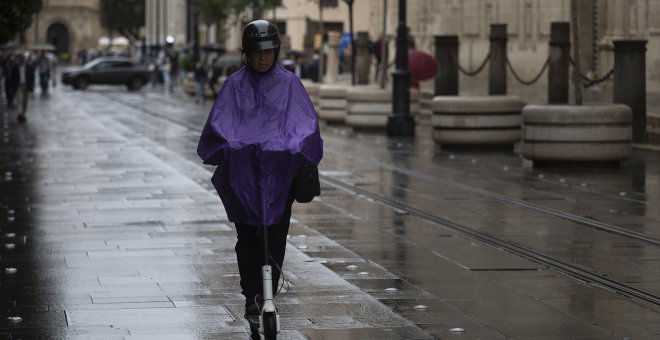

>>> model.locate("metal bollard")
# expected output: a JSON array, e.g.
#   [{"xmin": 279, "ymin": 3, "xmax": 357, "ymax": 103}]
[
  {"xmin": 613, "ymin": 40, "xmax": 647, "ymax": 143},
  {"xmin": 356, "ymin": 32, "xmax": 370, "ymax": 85},
  {"xmin": 489, "ymin": 24, "xmax": 507, "ymax": 95},
  {"xmin": 434, "ymin": 35, "xmax": 459, "ymax": 96},
  {"xmin": 548, "ymin": 22, "xmax": 570, "ymax": 104}
]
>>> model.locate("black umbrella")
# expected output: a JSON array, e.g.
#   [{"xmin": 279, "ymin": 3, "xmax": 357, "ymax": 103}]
[
  {"xmin": 202, "ymin": 43, "xmax": 226, "ymax": 53},
  {"xmin": 285, "ymin": 50, "xmax": 306, "ymax": 59},
  {"xmin": 213, "ymin": 54, "xmax": 242, "ymax": 68},
  {"xmin": 29, "ymin": 41, "xmax": 56, "ymax": 51}
]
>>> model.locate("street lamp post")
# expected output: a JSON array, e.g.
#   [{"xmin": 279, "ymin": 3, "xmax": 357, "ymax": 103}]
[{"xmin": 386, "ymin": 0, "xmax": 415, "ymax": 136}]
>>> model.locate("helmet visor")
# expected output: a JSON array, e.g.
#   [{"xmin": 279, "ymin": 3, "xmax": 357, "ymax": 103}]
[{"xmin": 244, "ymin": 40, "xmax": 279, "ymax": 52}]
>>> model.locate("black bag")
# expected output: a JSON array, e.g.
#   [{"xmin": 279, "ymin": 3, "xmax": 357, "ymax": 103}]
[{"xmin": 294, "ymin": 164, "xmax": 320, "ymax": 203}]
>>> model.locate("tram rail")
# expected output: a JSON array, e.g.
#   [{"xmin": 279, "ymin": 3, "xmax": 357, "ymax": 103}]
[{"xmin": 102, "ymin": 90, "xmax": 660, "ymax": 310}]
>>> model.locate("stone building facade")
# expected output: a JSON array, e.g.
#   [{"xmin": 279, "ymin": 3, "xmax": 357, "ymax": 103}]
[
  {"xmin": 20, "ymin": 0, "xmax": 658, "ymax": 91},
  {"xmin": 144, "ymin": 0, "xmax": 186, "ymax": 48},
  {"xmin": 23, "ymin": 0, "xmax": 102, "ymax": 63},
  {"xmin": 254, "ymin": 0, "xmax": 659, "ymax": 92}
]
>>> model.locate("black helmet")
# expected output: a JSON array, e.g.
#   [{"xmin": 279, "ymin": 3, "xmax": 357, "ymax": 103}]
[{"xmin": 242, "ymin": 20, "xmax": 281, "ymax": 53}]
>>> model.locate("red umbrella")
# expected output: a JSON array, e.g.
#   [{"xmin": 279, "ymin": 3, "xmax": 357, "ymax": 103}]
[{"xmin": 408, "ymin": 49, "xmax": 438, "ymax": 82}]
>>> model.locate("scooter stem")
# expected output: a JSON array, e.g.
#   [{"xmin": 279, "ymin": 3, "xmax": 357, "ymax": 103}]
[{"xmin": 261, "ymin": 265, "xmax": 276, "ymax": 312}]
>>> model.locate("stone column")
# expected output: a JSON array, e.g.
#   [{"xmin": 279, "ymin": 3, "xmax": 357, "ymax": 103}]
[
  {"xmin": 356, "ymin": 31, "xmax": 370, "ymax": 85},
  {"xmin": 489, "ymin": 24, "xmax": 507, "ymax": 95},
  {"xmin": 548, "ymin": 22, "xmax": 570, "ymax": 104},
  {"xmin": 613, "ymin": 40, "xmax": 647, "ymax": 143},
  {"xmin": 325, "ymin": 31, "xmax": 341, "ymax": 84},
  {"xmin": 611, "ymin": 0, "xmax": 629, "ymax": 39},
  {"xmin": 577, "ymin": 0, "xmax": 595, "ymax": 73}
]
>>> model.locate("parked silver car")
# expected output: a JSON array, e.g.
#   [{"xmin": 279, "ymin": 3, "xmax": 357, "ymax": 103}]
[{"xmin": 62, "ymin": 56, "xmax": 151, "ymax": 91}]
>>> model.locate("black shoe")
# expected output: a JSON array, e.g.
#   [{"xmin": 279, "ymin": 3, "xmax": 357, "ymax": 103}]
[
  {"xmin": 244, "ymin": 294, "xmax": 263, "ymax": 319},
  {"xmin": 17, "ymin": 114, "xmax": 26, "ymax": 123},
  {"xmin": 244, "ymin": 294, "xmax": 262, "ymax": 336}
]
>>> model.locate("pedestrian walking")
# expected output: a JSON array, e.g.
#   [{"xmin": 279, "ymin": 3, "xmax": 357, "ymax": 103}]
[
  {"xmin": 3, "ymin": 53, "xmax": 17, "ymax": 110},
  {"xmin": 161, "ymin": 56, "xmax": 172, "ymax": 94},
  {"xmin": 0, "ymin": 52, "xmax": 6, "ymax": 105},
  {"xmin": 193, "ymin": 58, "xmax": 207, "ymax": 104},
  {"xmin": 373, "ymin": 34, "xmax": 389, "ymax": 83},
  {"xmin": 37, "ymin": 51, "xmax": 52, "ymax": 96},
  {"xmin": 25, "ymin": 53, "xmax": 36, "ymax": 94},
  {"xmin": 148, "ymin": 53, "xmax": 159, "ymax": 88},
  {"xmin": 208, "ymin": 55, "xmax": 224, "ymax": 94},
  {"xmin": 169, "ymin": 48, "xmax": 179, "ymax": 88},
  {"xmin": 196, "ymin": 19, "xmax": 323, "ymax": 331},
  {"xmin": 13, "ymin": 53, "xmax": 29, "ymax": 122}
]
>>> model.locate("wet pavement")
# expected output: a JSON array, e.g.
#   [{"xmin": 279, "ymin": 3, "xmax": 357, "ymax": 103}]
[{"xmin": 1, "ymin": 81, "xmax": 660, "ymax": 339}]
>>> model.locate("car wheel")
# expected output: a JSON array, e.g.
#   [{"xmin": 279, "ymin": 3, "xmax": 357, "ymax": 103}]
[
  {"xmin": 127, "ymin": 77, "xmax": 145, "ymax": 91},
  {"xmin": 75, "ymin": 77, "xmax": 89, "ymax": 90}
]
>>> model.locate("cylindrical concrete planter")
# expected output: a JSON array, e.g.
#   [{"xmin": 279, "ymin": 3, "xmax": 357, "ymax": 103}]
[
  {"xmin": 417, "ymin": 89, "xmax": 434, "ymax": 124},
  {"xmin": 301, "ymin": 80, "xmax": 320, "ymax": 116},
  {"xmin": 522, "ymin": 104, "xmax": 633, "ymax": 163},
  {"xmin": 345, "ymin": 86, "xmax": 420, "ymax": 129},
  {"xmin": 431, "ymin": 95, "xmax": 525, "ymax": 145},
  {"xmin": 319, "ymin": 85, "xmax": 347, "ymax": 123}
]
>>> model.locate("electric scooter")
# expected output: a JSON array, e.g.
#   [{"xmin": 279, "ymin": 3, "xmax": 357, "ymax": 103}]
[{"xmin": 248, "ymin": 226, "xmax": 280, "ymax": 339}]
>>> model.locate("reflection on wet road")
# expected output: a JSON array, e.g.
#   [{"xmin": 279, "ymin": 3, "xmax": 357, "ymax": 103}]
[{"xmin": 2, "ymin": 86, "xmax": 660, "ymax": 339}]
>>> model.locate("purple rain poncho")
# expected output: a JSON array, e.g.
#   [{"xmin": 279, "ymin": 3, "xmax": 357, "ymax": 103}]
[{"xmin": 197, "ymin": 64, "xmax": 323, "ymax": 227}]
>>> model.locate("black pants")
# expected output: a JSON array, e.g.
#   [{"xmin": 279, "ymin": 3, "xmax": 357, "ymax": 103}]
[{"xmin": 235, "ymin": 195, "xmax": 294, "ymax": 305}]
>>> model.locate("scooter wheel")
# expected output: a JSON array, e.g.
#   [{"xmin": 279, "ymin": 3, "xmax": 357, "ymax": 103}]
[{"xmin": 262, "ymin": 311, "xmax": 278, "ymax": 340}]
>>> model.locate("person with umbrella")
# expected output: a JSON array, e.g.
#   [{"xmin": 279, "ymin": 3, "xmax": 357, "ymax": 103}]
[{"xmin": 197, "ymin": 19, "xmax": 322, "ymax": 328}]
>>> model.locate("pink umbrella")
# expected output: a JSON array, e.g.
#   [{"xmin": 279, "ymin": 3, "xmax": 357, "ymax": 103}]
[{"xmin": 408, "ymin": 49, "xmax": 438, "ymax": 86}]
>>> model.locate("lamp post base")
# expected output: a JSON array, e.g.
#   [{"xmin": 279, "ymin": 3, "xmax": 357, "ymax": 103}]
[{"xmin": 386, "ymin": 116, "xmax": 416, "ymax": 136}]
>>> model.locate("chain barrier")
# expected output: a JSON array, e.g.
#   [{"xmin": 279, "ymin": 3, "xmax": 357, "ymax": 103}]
[
  {"xmin": 582, "ymin": 68, "xmax": 614, "ymax": 88},
  {"xmin": 368, "ymin": 45, "xmax": 613, "ymax": 88},
  {"xmin": 453, "ymin": 50, "xmax": 490, "ymax": 76},
  {"xmin": 506, "ymin": 57, "xmax": 550, "ymax": 86},
  {"xmin": 566, "ymin": 52, "xmax": 614, "ymax": 88}
]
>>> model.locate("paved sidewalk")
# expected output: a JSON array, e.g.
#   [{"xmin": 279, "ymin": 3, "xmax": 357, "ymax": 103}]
[{"xmin": 0, "ymin": 91, "xmax": 430, "ymax": 339}]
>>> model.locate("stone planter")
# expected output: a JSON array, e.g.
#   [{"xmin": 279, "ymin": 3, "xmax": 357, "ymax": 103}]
[
  {"xmin": 319, "ymin": 85, "xmax": 347, "ymax": 123},
  {"xmin": 521, "ymin": 104, "xmax": 633, "ymax": 163},
  {"xmin": 648, "ymin": 113, "xmax": 660, "ymax": 144},
  {"xmin": 417, "ymin": 89, "xmax": 434, "ymax": 124},
  {"xmin": 431, "ymin": 95, "xmax": 525, "ymax": 145},
  {"xmin": 301, "ymin": 80, "xmax": 320, "ymax": 116},
  {"xmin": 345, "ymin": 86, "xmax": 420, "ymax": 129}
]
